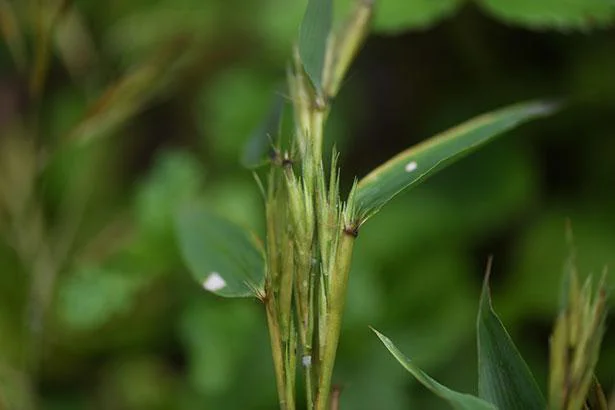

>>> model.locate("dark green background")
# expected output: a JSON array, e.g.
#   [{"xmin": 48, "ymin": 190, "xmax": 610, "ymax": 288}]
[{"xmin": 0, "ymin": 0, "xmax": 614, "ymax": 409}]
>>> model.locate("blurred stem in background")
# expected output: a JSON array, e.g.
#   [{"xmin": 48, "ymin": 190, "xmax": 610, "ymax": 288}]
[
  {"xmin": 0, "ymin": 2, "xmax": 91, "ymax": 405},
  {"xmin": 0, "ymin": 0, "xmax": 207, "ymax": 407},
  {"xmin": 0, "ymin": 1, "xmax": 69, "ymax": 403}
]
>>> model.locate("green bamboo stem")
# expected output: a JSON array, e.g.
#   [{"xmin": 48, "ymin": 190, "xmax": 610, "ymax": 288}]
[
  {"xmin": 266, "ymin": 296, "xmax": 289, "ymax": 410},
  {"xmin": 284, "ymin": 320, "xmax": 297, "ymax": 410},
  {"xmin": 314, "ymin": 232, "xmax": 355, "ymax": 410},
  {"xmin": 293, "ymin": 254, "xmax": 314, "ymax": 410}
]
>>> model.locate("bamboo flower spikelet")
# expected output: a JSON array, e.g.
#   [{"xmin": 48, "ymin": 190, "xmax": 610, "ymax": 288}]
[{"xmin": 175, "ymin": 0, "xmax": 559, "ymax": 409}]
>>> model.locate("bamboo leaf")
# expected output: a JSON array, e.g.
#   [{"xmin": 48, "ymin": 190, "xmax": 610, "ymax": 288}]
[
  {"xmin": 373, "ymin": 328, "xmax": 497, "ymax": 410},
  {"xmin": 299, "ymin": 0, "xmax": 332, "ymax": 91},
  {"xmin": 175, "ymin": 204, "xmax": 266, "ymax": 298},
  {"xmin": 477, "ymin": 261, "xmax": 546, "ymax": 410},
  {"xmin": 476, "ymin": 0, "xmax": 615, "ymax": 30},
  {"xmin": 355, "ymin": 100, "xmax": 558, "ymax": 223},
  {"xmin": 373, "ymin": 0, "xmax": 463, "ymax": 33}
]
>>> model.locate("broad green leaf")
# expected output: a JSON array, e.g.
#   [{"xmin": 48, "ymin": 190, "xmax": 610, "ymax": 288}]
[
  {"xmin": 477, "ymin": 0, "xmax": 615, "ymax": 30},
  {"xmin": 355, "ymin": 100, "xmax": 557, "ymax": 222},
  {"xmin": 58, "ymin": 266, "xmax": 145, "ymax": 330},
  {"xmin": 132, "ymin": 150, "xmax": 205, "ymax": 268},
  {"xmin": 241, "ymin": 94, "xmax": 284, "ymax": 168},
  {"xmin": 477, "ymin": 265, "xmax": 545, "ymax": 410},
  {"xmin": 136, "ymin": 150, "xmax": 204, "ymax": 236},
  {"xmin": 372, "ymin": 0, "xmax": 463, "ymax": 33},
  {"xmin": 175, "ymin": 204, "xmax": 265, "ymax": 298},
  {"xmin": 373, "ymin": 328, "xmax": 497, "ymax": 410},
  {"xmin": 299, "ymin": 0, "xmax": 332, "ymax": 91}
]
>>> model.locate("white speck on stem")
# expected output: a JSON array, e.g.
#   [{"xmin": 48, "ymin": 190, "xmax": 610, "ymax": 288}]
[
  {"xmin": 302, "ymin": 355, "xmax": 312, "ymax": 367},
  {"xmin": 203, "ymin": 272, "xmax": 226, "ymax": 292},
  {"xmin": 405, "ymin": 161, "xmax": 418, "ymax": 173}
]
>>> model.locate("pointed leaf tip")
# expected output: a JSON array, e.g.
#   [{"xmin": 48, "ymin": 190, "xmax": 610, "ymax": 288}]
[
  {"xmin": 355, "ymin": 100, "xmax": 559, "ymax": 224},
  {"xmin": 373, "ymin": 328, "xmax": 497, "ymax": 410},
  {"xmin": 478, "ymin": 261, "xmax": 546, "ymax": 410}
]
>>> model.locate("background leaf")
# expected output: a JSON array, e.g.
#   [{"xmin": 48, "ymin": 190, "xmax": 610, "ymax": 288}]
[
  {"xmin": 372, "ymin": 0, "xmax": 463, "ymax": 33},
  {"xmin": 477, "ymin": 263, "xmax": 546, "ymax": 410},
  {"xmin": 135, "ymin": 150, "xmax": 205, "ymax": 237},
  {"xmin": 57, "ymin": 266, "xmax": 145, "ymax": 331},
  {"xmin": 65, "ymin": 63, "xmax": 164, "ymax": 144},
  {"xmin": 476, "ymin": 0, "xmax": 615, "ymax": 30},
  {"xmin": 175, "ymin": 204, "xmax": 266, "ymax": 298},
  {"xmin": 373, "ymin": 328, "xmax": 497, "ymax": 410},
  {"xmin": 355, "ymin": 100, "xmax": 557, "ymax": 222},
  {"xmin": 241, "ymin": 93, "xmax": 284, "ymax": 168},
  {"xmin": 299, "ymin": 0, "xmax": 332, "ymax": 91}
]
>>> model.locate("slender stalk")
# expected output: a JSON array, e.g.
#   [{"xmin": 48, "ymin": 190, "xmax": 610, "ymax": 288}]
[
  {"xmin": 310, "ymin": 108, "xmax": 326, "ymax": 170},
  {"xmin": 314, "ymin": 232, "xmax": 355, "ymax": 410},
  {"xmin": 284, "ymin": 320, "xmax": 297, "ymax": 410},
  {"xmin": 276, "ymin": 3, "xmax": 372, "ymax": 408},
  {"xmin": 266, "ymin": 296, "xmax": 289, "ymax": 410},
  {"xmin": 330, "ymin": 385, "xmax": 342, "ymax": 410},
  {"xmin": 293, "ymin": 255, "xmax": 314, "ymax": 410}
]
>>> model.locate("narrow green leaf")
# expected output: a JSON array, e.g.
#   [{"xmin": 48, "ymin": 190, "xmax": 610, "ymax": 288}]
[
  {"xmin": 299, "ymin": 0, "xmax": 332, "ymax": 91},
  {"xmin": 65, "ymin": 42, "xmax": 187, "ymax": 145},
  {"xmin": 355, "ymin": 100, "xmax": 558, "ymax": 222},
  {"xmin": 66, "ymin": 64, "xmax": 160, "ymax": 143},
  {"xmin": 477, "ymin": 261, "xmax": 546, "ymax": 410},
  {"xmin": 175, "ymin": 204, "xmax": 266, "ymax": 298},
  {"xmin": 241, "ymin": 93, "xmax": 284, "ymax": 169},
  {"xmin": 477, "ymin": 0, "xmax": 615, "ymax": 30},
  {"xmin": 373, "ymin": 328, "xmax": 497, "ymax": 410}
]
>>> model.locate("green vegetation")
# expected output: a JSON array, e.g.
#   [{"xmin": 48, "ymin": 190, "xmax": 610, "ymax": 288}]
[
  {"xmin": 376, "ymin": 243, "xmax": 609, "ymax": 410},
  {"xmin": 0, "ymin": 0, "xmax": 614, "ymax": 409}
]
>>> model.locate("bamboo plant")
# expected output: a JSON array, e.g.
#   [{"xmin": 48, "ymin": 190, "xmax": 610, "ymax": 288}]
[
  {"xmin": 175, "ymin": 0, "xmax": 559, "ymax": 409},
  {"xmin": 374, "ymin": 231, "xmax": 610, "ymax": 410}
]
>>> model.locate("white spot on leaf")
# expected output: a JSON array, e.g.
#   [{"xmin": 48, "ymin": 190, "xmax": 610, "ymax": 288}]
[
  {"xmin": 302, "ymin": 355, "xmax": 312, "ymax": 367},
  {"xmin": 405, "ymin": 161, "xmax": 418, "ymax": 172},
  {"xmin": 203, "ymin": 272, "xmax": 226, "ymax": 292}
]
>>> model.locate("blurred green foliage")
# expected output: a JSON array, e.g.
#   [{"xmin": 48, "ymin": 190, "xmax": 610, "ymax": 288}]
[{"xmin": 0, "ymin": 0, "xmax": 614, "ymax": 409}]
